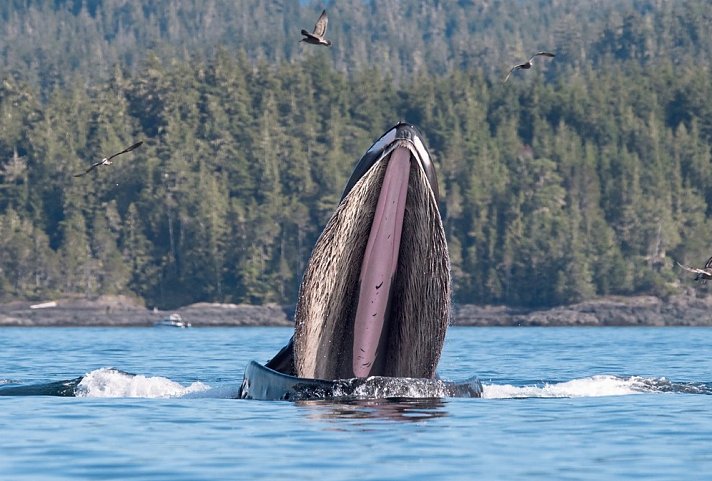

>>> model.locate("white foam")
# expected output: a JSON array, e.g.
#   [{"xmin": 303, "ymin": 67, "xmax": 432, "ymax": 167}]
[
  {"xmin": 75, "ymin": 368, "xmax": 211, "ymax": 398},
  {"xmin": 181, "ymin": 384, "xmax": 243, "ymax": 399},
  {"xmin": 71, "ymin": 369, "xmax": 663, "ymax": 400},
  {"xmin": 333, "ymin": 377, "xmax": 451, "ymax": 399},
  {"xmin": 482, "ymin": 375, "xmax": 643, "ymax": 399}
]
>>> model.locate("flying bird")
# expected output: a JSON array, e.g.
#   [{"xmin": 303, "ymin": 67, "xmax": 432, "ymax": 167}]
[
  {"xmin": 676, "ymin": 256, "xmax": 712, "ymax": 284},
  {"xmin": 504, "ymin": 52, "xmax": 556, "ymax": 83},
  {"xmin": 74, "ymin": 141, "xmax": 143, "ymax": 178},
  {"xmin": 301, "ymin": 10, "xmax": 331, "ymax": 46}
]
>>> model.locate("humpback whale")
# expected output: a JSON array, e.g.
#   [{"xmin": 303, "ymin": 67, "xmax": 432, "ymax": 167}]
[{"xmin": 239, "ymin": 122, "xmax": 481, "ymax": 400}]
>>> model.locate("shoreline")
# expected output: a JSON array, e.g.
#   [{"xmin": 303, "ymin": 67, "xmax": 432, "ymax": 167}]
[{"xmin": 1, "ymin": 293, "xmax": 711, "ymax": 327}]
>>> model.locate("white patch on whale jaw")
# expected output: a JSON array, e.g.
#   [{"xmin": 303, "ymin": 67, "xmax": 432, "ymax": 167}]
[
  {"xmin": 293, "ymin": 144, "xmax": 450, "ymax": 381},
  {"xmin": 365, "ymin": 127, "xmax": 398, "ymax": 156}
]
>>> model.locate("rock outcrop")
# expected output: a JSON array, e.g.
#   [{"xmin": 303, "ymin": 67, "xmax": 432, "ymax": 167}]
[{"xmin": 1, "ymin": 294, "xmax": 711, "ymax": 327}]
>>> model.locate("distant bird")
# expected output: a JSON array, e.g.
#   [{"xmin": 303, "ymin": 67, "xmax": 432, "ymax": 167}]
[
  {"xmin": 504, "ymin": 52, "xmax": 556, "ymax": 83},
  {"xmin": 676, "ymin": 256, "xmax": 712, "ymax": 284},
  {"xmin": 74, "ymin": 141, "xmax": 143, "ymax": 178},
  {"xmin": 301, "ymin": 10, "xmax": 331, "ymax": 46}
]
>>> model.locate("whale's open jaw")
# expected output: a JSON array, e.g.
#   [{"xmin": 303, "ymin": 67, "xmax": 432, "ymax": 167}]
[
  {"xmin": 293, "ymin": 128, "xmax": 450, "ymax": 381},
  {"xmin": 352, "ymin": 146, "xmax": 411, "ymax": 378},
  {"xmin": 244, "ymin": 122, "xmax": 461, "ymax": 399}
]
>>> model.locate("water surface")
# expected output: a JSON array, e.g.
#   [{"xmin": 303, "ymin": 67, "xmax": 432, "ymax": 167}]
[{"xmin": 1, "ymin": 326, "xmax": 710, "ymax": 480}]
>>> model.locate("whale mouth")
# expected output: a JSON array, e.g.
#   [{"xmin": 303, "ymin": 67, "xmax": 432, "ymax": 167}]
[
  {"xmin": 352, "ymin": 145, "xmax": 411, "ymax": 378},
  {"xmin": 293, "ymin": 125, "xmax": 450, "ymax": 380}
]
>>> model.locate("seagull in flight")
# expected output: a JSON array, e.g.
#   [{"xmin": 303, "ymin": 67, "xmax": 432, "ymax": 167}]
[
  {"xmin": 74, "ymin": 141, "xmax": 143, "ymax": 177},
  {"xmin": 504, "ymin": 52, "xmax": 556, "ymax": 83},
  {"xmin": 301, "ymin": 10, "xmax": 331, "ymax": 46},
  {"xmin": 676, "ymin": 256, "xmax": 712, "ymax": 284}
]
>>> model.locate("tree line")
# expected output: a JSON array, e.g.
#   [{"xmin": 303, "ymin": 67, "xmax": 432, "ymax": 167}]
[
  {"xmin": 2, "ymin": 50, "xmax": 711, "ymax": 308},
  {"xmin": 0, "ymin": 0, "xmax": 711, "ymax": 308},
  {"xmin": 1, "ymin": 0, "xmax": 710, "ymax": 95}
]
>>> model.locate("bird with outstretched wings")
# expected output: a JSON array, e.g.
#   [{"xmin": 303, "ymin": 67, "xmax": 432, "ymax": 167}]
[
  {"xmin": 301, "ymin": 10, "xmax": 331, "ymax": 46},
  {"xmin": 504, "ymin": 51, "xmax": 556, "ymax": 83},
  {"xmin": 676, "ymin": 256, "xmax": 712, "ymax": 284},
  {"xmin": 74, "ymin": 141, "xmax": 143, "ymax": 178}
]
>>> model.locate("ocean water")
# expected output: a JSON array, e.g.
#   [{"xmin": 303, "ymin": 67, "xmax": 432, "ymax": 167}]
[{"xmin": 1, "ymin": 326, "xmax": 711, "ymax": 480}]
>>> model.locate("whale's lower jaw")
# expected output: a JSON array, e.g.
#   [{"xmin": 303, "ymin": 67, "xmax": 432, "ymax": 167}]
[
  {"xmin": 238, "ymin": 361, "xmax": 481, "ymax": 401},
  {"xmin": 293, "ymin": 145, "xmax": 450, "ymax": 381}
]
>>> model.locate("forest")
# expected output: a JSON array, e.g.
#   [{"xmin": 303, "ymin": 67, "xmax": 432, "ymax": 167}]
[{"xmin": 1, "ymin": 0, "xmax": 711, "ymax": 309}]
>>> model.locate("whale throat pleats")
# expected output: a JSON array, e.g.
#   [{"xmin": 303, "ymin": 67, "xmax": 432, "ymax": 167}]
[{"xmin": 293, "ymin": 147, "xmax": 450, "ymax": 380}]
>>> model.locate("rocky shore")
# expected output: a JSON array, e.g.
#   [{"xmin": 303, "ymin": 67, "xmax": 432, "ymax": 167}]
[
  {"xmin": 1, "ymin": 293, "xmax": 712, "ymax": 327},
  {"xmin": 451, "ymin": 294, "xmax": 712, "ymax": 326},
  {"xmin": 0, "ymin": 296, "xmax": 294, "ymax": 327}
]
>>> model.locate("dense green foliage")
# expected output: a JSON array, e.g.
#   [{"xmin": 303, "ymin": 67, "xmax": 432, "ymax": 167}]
[
  {"xmin": 2, "ymin": 1, "xmax": 711, "ymax": 93},
  {"xmin": 1, "ymin": 0, "xmax": 711, "ymax": 308}
]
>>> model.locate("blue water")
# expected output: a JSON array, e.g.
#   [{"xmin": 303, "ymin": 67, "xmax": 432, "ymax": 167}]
[{"xmin": 1, "ymin": 326, "xmax": 711, "ymax": 480}]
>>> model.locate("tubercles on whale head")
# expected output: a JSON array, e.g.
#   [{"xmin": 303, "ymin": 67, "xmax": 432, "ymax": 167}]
[{"xmin": 341, "ymin": 122, "xmax": 440, "ymax": 204}]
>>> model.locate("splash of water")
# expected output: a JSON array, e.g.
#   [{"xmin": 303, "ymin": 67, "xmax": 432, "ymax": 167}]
[
  {"xmin": 75, "ymin": 368, "xmax": 211, "ymax": 398},
  {"xmin": 331, "ymin": 377, "xmax": 454, "ymax": 399},
  {"xmin": 2, "ymin": 369, "xmax": 708, "ymax": 399},
  {"xmin": 481, "ymin": 375, "xmax": 641, "ymax": 399},
  {"xmin": 481, "ymin": 375, "xmax": 711, "ymax": 399}
]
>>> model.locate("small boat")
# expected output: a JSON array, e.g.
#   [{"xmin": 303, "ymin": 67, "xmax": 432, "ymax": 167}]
[{"xmin": 155, "ymin": 313, "xmax": 191, "ymax": 328}]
